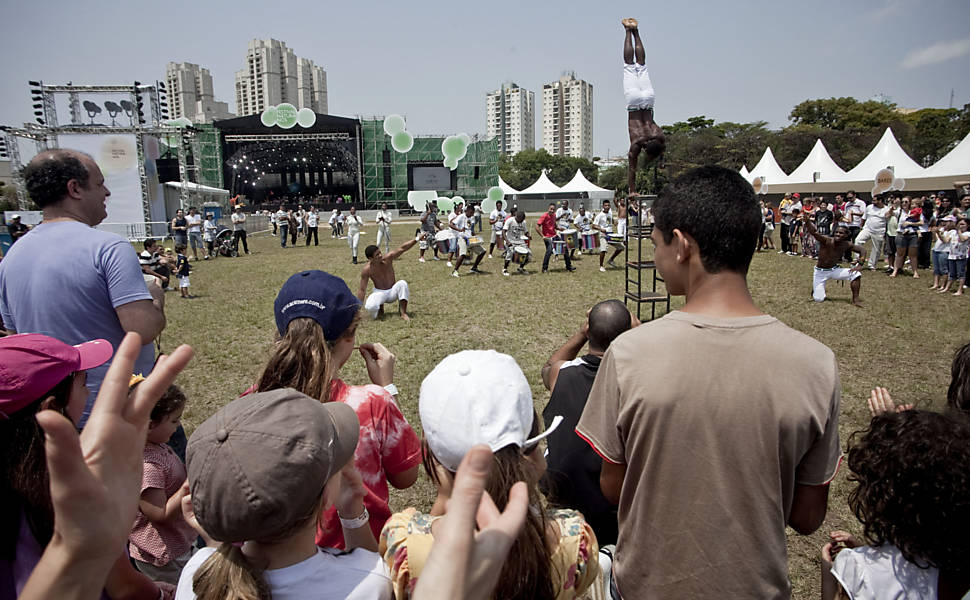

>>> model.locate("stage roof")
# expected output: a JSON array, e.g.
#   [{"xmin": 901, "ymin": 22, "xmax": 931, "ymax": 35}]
[{"xmin": 213, "ymin": 113, "xmax": 359, "ymax": 135}]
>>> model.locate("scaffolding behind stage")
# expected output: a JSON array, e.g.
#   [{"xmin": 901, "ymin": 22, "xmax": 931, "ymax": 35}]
[{"xmin": 360, "ymin": 118, "xmax": 499, "ymax": 207}]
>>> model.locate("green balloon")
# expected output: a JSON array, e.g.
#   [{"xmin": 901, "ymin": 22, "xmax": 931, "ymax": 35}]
[
  {"xmin": 384, "ymin": 114, "xmax": 406, "ymax": 136},
  {"xmin": 487, "ymin": 186, "xmax": 504, "ymax": 203},
  {"xmin": 481, "ymin": 197, "xmax": 496, "ymax": 214},
  {"xmin": 436, "ymin": 197, "xmax": 454, "ymax": 213},
  {"xmin": 275, "ymin": 103, "xmax": 298, "ymax": 129},
  {"xmin": 441, "ymin": 136, "xmax": 465, "ymax": 159},
  {"xmin": 443, "ymin": 156, "xmax": 458, "ymax": 170},
  {"xmin": 458, "ymin": 133, "xmax": 471, "ymax": 146},
  {"xmin": 260, "ymin": 107, "xmax": 278, "ymax": 127},
  {"xmin": 391, "ymin": 131, "xmax": 414, "ymax": 153}
]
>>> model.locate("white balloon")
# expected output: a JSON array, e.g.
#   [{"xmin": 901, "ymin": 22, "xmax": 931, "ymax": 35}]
[
  {"xmin": 892, "ymin": 178, "xmax": 906, "ymax": 192},
  {"xmin": 384, "ymin": 114, "xmax": 406, "ymax": 136}
]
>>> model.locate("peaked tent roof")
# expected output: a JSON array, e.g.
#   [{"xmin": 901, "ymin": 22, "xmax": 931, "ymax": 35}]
[
  {"xmin": 519, "ymin": 169, "xmax": 562, "ymax": 194},
  {"xmin": 739, "ymin": 165, "xmax": 750, "ymax": 178},
  {"xmin": 921, "ymin": 131, "xmax": 970, "ymax": 177},
  {"xmin": 747, "ymin": 147, "xmax": 789, "ymax": 184},
  {"xmin": 841, "ymin": 127, "xmax": 925, "ymax": 181},
  {"xmin": 559, "ymin": 169, "xmax": 611, "ymax": 193},
  {"xmin": 786, "ymin": 139, "xmax": 847, "ymax": 184},
  {"xmin": 498, "ymin": 176, "xmax": 520, "ymax": 194}
]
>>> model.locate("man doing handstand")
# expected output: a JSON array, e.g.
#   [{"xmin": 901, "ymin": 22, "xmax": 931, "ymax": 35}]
[
  {"xmin": 802, "ymin": 212, "xmax": 867, "ymax": 307},
  {"xmin": 358, "ymin": 234, "xmax": 420, "ymax": 322},
  {"xmin": 623, "ymin": 18, "xmax": 666, "ymax": 198}
]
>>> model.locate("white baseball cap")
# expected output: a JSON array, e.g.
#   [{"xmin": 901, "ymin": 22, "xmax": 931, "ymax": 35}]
[{"xmin": 419, "ymin": 350, "xmax": 561, "ymax": 472}]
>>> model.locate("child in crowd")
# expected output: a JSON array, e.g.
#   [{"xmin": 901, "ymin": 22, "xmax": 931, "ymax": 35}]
[
  {"xmin": 254, "ymin": 270, "xmax": 421, "ymax": 550},
  {"xmin": 943, "ymin": 217, "xmax": 969, "ymax": 295},
  {"xmin": 1, "ymin": 333, "xmax": 172, "ymax": 599},
  {"xmin": 202, "ymin": 214, "xmax": 217, "ymax": 260},
  {"xmin": 820, "ymin": 410, "xmax": 970, "ymax": 600},
  {"xmin": 176, "ymin": 389, "xmax": 392, "ymax": 599},
  {"xmin": 174, "ymin": 244, "xmax": 192, "ymax": 299},
  {"xmin": 789, "ymin": 209, "xmax": 801, "ymax": 255},
  {"xmin": 128, "ymin": 384, "xmax": 196, "ymax": 585},
  {"xmin": 380, "ymin": 350, "xmax": 600, "ymax": 600},
  {"xmin": 929, "ymin": 216, "xmax": 954, "ymax": 291}
]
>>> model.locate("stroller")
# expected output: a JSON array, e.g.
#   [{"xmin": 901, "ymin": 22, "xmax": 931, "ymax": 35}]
[{"xmin": 215, "ymin": 226, "xmax": 237, "ymax": 257}]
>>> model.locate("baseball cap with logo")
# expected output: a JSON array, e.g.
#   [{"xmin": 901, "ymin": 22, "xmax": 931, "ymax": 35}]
[
  {"xmin": 0, "ymin": 333, "xmax": 113, "ymax": 416},
  {"xmin": 274, "ymin": 270, "xmax": 362, "ymax": 341},
  {"xmin": 186, "ymin": 388, "xmax": 359, "ymax": 542},
  {"xmin": 419, "ymin": 350, "xmax": 562, "ymax": 472}
]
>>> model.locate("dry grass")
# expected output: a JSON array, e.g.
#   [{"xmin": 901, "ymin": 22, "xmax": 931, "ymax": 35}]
[{"xmin": 160, "ymin": 222, "xmax": 966, "ymax": 599}]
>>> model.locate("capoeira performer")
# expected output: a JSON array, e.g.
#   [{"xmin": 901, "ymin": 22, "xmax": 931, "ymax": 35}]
[
  {"xmin": 594, "ymin": 199, "xmax": 623, "ymax": 271},
  {"xmin": 375, "ymin": 202, "xmax": 393, "ymax": 253},
  {"xmin": 623, "ymin": 17, "xmax": 666, "ymax": 198},
  {"xmin": 358, "ymin": 234, "xmax": 419, "ymax": 322},
  {"xmin": 802, "ymin": 212, "xmax": 866, "ymax": 307},
  {"xmin": 488, "ymin": 200, "xmax": 507, "ymax": 258},
  {"xmin": 418, "ymin": 205, "xmax": 443, "ymax": 262},
  {"xmin": 346, "ymin": 206, "xmax": 365, "ymax": 264},
  {"xmin": 502, "ymin": 210, "xmax": 532, "ymax": 276},
  {"xmin": 451, "ymin": 204, "xmax": 486, "ymax": 277}
]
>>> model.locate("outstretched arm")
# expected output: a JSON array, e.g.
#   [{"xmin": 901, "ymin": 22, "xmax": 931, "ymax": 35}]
[
  {"xmin": 385, "ymin": 236, "xmax": 419, "ymax": 261},
  {"xmin": 802, "ymin": 215, "xmax": 830, "ymax": 245}
]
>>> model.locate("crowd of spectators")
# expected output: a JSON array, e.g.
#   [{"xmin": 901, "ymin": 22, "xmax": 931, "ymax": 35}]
[{"xmin": 1, "ymin": 152, "xmax": 967, "ymax": 600}]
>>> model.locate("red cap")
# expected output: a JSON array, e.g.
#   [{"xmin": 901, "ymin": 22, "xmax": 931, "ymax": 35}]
[
  {"xmin": 792, "ymin": 193, "xmax": 801, "ymax": 198},
  {"xmin": 0, "ymin": 334, "xmax": 113, "ymax": 417}
]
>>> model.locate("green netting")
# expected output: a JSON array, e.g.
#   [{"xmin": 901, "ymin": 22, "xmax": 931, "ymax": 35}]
[{"xmin": 360, "ymin": 118, "xmax": 498, "ymax": 207}]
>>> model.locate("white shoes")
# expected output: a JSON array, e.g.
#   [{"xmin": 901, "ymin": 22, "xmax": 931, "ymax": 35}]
[
  {"xmin": 419, "ymin": 257, "xmax": 426, "ymax": 263},
  {"xmin": 452, "ymin": 271, "xmax": 460, "ymax": 278},
  {"xmin": 600, "ymin": 266, "xmax": 606, "ymax": 272},
  {"xmin": 447, "ymin": 261, "xmax": 453, "ymax": 267},
  {"xmin": 502, "ymin": 269, "xmax": 509, "ymax": 276}
]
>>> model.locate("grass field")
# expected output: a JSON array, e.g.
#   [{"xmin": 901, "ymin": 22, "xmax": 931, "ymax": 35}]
[{"xmin": 161, "ymin": 221, "xmax": 967, "ymax": 599}]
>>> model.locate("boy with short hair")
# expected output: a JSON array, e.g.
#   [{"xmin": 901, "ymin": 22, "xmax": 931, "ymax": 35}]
[
  {"xmin": 128, "ymin": 384, "xmax": 196, "ymax": 584},
  {"xmin": 174, "ymin": 244, "xmax": 192, "ymax": 299}
]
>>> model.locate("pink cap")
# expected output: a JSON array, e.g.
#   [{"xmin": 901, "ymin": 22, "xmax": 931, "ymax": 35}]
[{"xmin": 0, "ymin": 334, "xmax": 113, "ymax": 416}]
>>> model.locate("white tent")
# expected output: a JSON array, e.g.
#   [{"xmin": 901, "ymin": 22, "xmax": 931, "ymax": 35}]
[
  {"xmin": 921, "ymin": 132, "xmax": 970, "ymax": 179},
  {"xmin": 785, "ymin": 139, "xmax": 847, "ymax": 185},
  {"xmin": 739, "ymin": 165, "xmax": 750, "ymax": 179},
  {"xmin": 747, "ymin": 147, "xmax": 789, "ymax": 187},
  {"xmin": 518, "ymin": 169, "xmax": 562, "ymax": 194},
  {"xmin": 840, "ymin": 127, "xmax": 925, "ymax": 182},
  {"xmin": 559, "ymin": 168, "xmax": 613, "ymax": 202},
  {"xmin": 498, "ymin": 175, "xmax": 520, "ymax": 195}
]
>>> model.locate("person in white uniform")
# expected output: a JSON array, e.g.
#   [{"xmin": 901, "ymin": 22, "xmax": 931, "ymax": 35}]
[
  {"xmin": 346, "ymin": 206, "xmax": 365, "ymax": 264},
  {"xmin": 622, "ymin": 18, "xmax": 666, "ymax": 199},
  {"xmin": 375, "ymin": 202, "xmax": 393, "ymax": 253}
]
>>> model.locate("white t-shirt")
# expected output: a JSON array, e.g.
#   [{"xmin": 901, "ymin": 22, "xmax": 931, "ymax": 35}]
[
  {"xmin": 593, "ymin": 211, "xmax": 613, "ymax": 234},
  {"xmin": 489, "ymin": 209, "xmax": 507, "ymax": 231},
  {"xmin": 573, "ymin": 212, "xmax": 592, "ymax": 232},
  {"xmin": 175, "ymin": 546, "xmax": 392, "ymax": 600},
  {"xmin": 186, "ymin": 214, "xmax": 202, "ymax": 233},
  {"xmin": 862, "ymin": 205, "xmax": 890, "ymax": 235},
  {"xmin": 329, "ymin": 211, "xmax": 337, "ymax": 225},
  {"xmin": 849, "ymin": 199, "xmax": 867, "ymax": 227},
  {"xmin": 946, "ymin": 229, "xmax": 970, "ymax": 260},
  {"xmin": 346, "ymin": 214, "xmax": 363, "ymax": 234},
  {"xmin": 376, "ymin": 210, "xmax": 392, "ymax": 229},
  {"xmin": 276, "ymin": 210, "xmax": 288, "ymax": 224},
  {"xmin": 450, "ymin": 213, "xmax": 470, "ymax": 239},
  {"xmin": 830, "ymin": 544, "xmax": 938, "ymax": 600},
  {"xmin": 503, "ymin": 217, "xmax": 529, "ymax": 245},
  {"xmin": 306, "ymin": 212, "xmax": 318, "ymax": 227},
  {"xmin": 203, "ymin": 220, "xmax": 217, "ymax": 242},
  {"xmin": 231, "ymin": 212, "xmax": 246, "ymax": 231},
  {"xmin": 556, "ymin": 207, "xmax": 573, "ymax": 229}
]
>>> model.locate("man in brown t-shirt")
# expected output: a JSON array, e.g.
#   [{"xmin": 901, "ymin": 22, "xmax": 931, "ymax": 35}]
[{"xmin": 577, "ymin": 165, "xmax": 841, "ymax": 599}]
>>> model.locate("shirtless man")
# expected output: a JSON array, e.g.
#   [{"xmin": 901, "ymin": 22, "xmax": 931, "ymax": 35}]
[
  {"xmin": 358, "ymin": 234, "xmax": 420, "ymax": 322},
  {"xmin": 623, "ymin": 18, "xmax": 666, "ymax": 198},
  {"xmin": 802, "ymin": 212, "xmax": 867, "ymax": 307}
]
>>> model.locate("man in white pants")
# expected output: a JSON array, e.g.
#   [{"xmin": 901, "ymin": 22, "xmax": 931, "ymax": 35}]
[
  {"xmin": 375, "ymin": 202, "xmax": 393, "ymax": 253},
  {"xmin": 487, "ymin": 200, "xmax": 507, "ymax": 258},
  {"xmin": 623, "ymin": 17, "xmax": 665, "ymax": 198},
  {"xmin": 346, "ymin": 206, "xmax": 365, "ymax": 264},
  {"xmin": 855, "ymin": 195, "xmax": 889, "ymax": 269},
  {"xmin": 358, "ymin": 235, "xmax": 419, "ymax": 322}
]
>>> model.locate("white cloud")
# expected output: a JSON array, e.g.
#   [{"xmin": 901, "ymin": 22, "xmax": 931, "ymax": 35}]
[{"xmin": 900, "ymin": 37, "xmax": 970, "ymax": 69}]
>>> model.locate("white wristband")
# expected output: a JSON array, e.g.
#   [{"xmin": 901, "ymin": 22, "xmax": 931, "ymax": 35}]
[
  {"xmin": 339, "ymin": 506, "xmax": 369, "ymax": 529},
  {"xmin": 383, "ymin": 383, "xmax": 398, "ymax": 396}
]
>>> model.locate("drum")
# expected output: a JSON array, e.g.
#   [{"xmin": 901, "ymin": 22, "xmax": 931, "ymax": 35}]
[
  {"xmin": 467, "ymin": 236, "xmax": 485, "ymax": 255},
  {"xmin": 606, "ymin": 234, "xmax": 625, "ymax": 249},
  {"xmin": 511, "ymin": 244, "xmax": 531, "ymax": 264},
  {"xmin": 561, "ymin": 228, "xmax": 578, "ymax": 249},
  {"xmin": 582, "ymin": 232, "xmax": 599, "ymax": 252},
  {"xmin": 468, "ymin": 235, "xmax": 484, "ymax": 247},
  {"xmin": 435, "ymin": 230, "xmax": 454, "ymax": 253}
]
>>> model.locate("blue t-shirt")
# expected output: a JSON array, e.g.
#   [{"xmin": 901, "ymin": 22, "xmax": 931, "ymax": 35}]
[{"xmin": 0, "ymin": 221, "xmax": 155, "ymax": 425}]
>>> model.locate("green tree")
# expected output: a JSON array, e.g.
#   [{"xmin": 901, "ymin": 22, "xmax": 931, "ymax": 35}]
[
  {"xmin": 788, "ymin": 97, "xmax": 899, "ymax": 130},
  {"xmin": 498, "ymin": 149, "xmax": 598, "ymax": 190}
]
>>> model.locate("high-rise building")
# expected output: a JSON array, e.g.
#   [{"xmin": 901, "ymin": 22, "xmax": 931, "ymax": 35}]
[
  {"xmin": 165, "ymin": 62, "xmax": 234, "ymax": 123},
  {"xmin": 234, "ymin": 39, "xmax": 328, "ymax": 117},
  {"xmin": 541, "ymin": 73, "xmax": 593, "ymax": 160},
  {"xmin": 485, "ymin": 83, "xmax": 534, "ymax": 155}
]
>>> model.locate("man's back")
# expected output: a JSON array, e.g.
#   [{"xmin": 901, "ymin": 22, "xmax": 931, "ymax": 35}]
[
  {"xmin": 577, "ymin": 311, "xmax": 841, "ymax": 599},
  {"xmin": 0, "ymin": 221, "xmax": 154, "ymax": 422}
]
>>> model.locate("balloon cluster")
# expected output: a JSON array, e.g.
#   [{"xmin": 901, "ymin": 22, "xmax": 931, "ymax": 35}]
[
  {"xmin": 384, "ymin": 114, "xmax": 414, "ymax": 153},
  {"xmin": 872, "ymin": 168, "xmax": 905, "ymax": 197},
  {"xmin": 441, "ymin": 133, "xmax": 471, "ymax": 170},
  {"xmin": 480, "ymin": 186, "xmax": 505, "ymax": 214},
  {"xmin": 751, "ymin": 176, "xmax": 768, "ymax": 195},
  {"xmin": 260, "ymin": 103, "xmax": 316, "ymax": 129}
]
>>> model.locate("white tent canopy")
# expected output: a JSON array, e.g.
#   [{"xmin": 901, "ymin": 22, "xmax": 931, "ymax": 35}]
[
  {"xmin": 747, "ymin": 147, "xmax": 789, "ymax": 186},
  {"xmin": 559, "ymin": 169, "xmax": 610, "ymax": 193},
  {"xmin": 840, "ymin": 127, "xmax": 925, "ymax": 181},
  {"xmin": 518, "ymin": 169, "xmax": 562, "ymax": 194},
  {"xmin": 922, "ymin": 131, "xmax": 970, "ymax": 178},
  {"xmin": 739, "ymin": 165, "xmax": 750, "ymax": 179},
  {"xmin": 498, "ymin": 175, "xmax": 520, "ymax": 194},
  {"xmin": 785, "ymin": 139, "xmax": 846, "ymax": 185}
]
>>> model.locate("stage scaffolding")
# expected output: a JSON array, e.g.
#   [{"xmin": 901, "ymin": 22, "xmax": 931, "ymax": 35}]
[{"xmin": 360, "ymin": 118, "xmax": 499, "ymax": 207}]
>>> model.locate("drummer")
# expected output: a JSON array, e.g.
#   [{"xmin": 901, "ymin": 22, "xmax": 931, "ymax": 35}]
[
  {"xmin": 451, "ymin": 204, "xmax": 485, "ymax": 277},
  {"xmin": 503, "ymin": 210, "xmax": 532, "ymax": 276},
  {"xmin": 556, "ymin": 201, "xmax": 578, "ymax": 260},
  {"xmin": 536, "ymin": 203, "xmax": 575, "ymax": 273},
  {"xmin": 574, "ymin": 205, "xmax": 594, "ymax": 252},
  {"xmin": 594, "ymin": 199, "xmax": 624, "ymax": 272},
  {"xmin": 418, "ymin": 204, "xmax": 443, "ymax": 263},
  {"xmin": 487, "ymin": 200, "xmax": 507, "ymax": 258}
]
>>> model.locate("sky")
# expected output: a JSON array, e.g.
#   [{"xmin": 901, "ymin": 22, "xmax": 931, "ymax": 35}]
[{"xmin": 2, "ymin": 0, "xmax": 969, "ymax": 160}]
